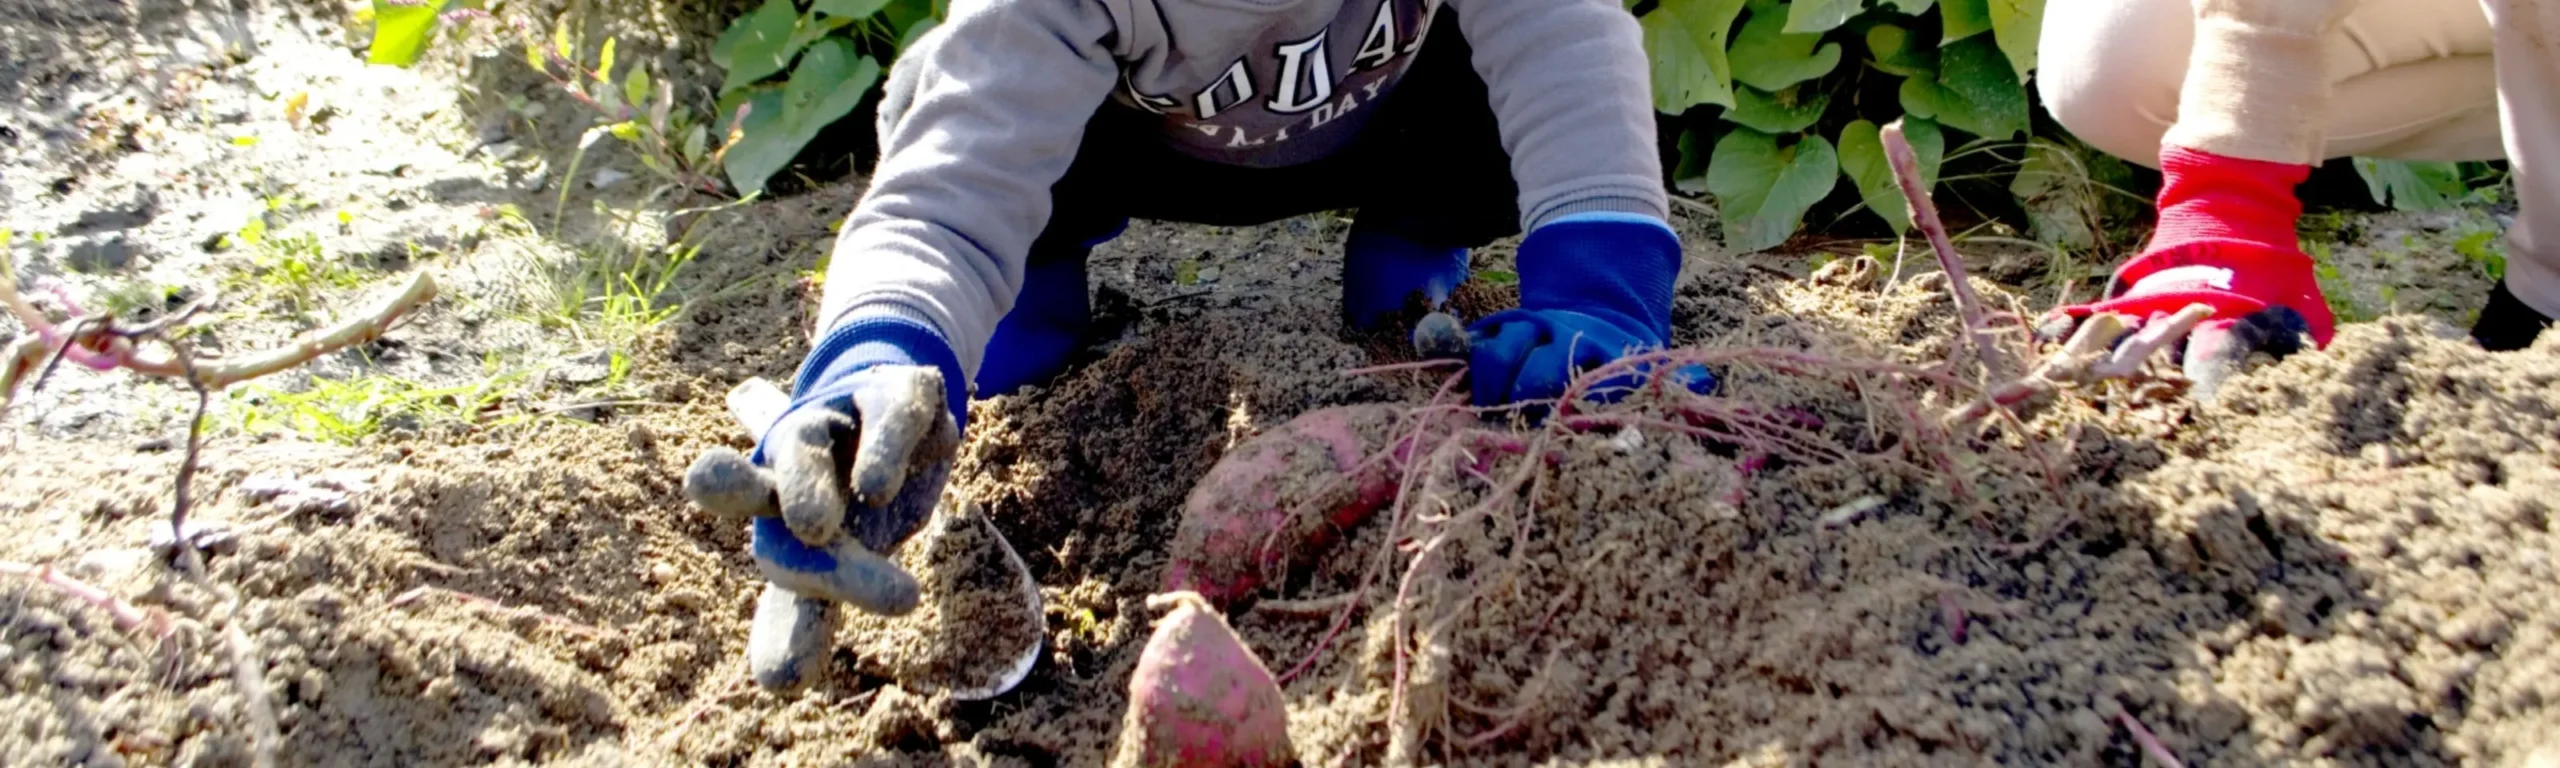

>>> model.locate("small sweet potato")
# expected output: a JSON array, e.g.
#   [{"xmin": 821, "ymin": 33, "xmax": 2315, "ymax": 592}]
[{"xmin": 1109, "ymin": 592, "xmax": 1294, "ymax": 768}]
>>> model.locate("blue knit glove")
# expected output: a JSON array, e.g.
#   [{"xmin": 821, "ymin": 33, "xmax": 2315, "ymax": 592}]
[
  {"xmin": 1341, "ymin": 217, "xmax": 1472, "ymax": 330},
  {"xmin": 746, "ymin": 313, "xmax": 970, "ymax": 615},
  {"xmin": 1466, "ymin": 213, "xmax": 1715, "ymax": 407}
]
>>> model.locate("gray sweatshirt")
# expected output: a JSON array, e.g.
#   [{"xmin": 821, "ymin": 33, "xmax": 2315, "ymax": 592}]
[{"xmin": 821, "ymin": 0, "xmax": 1667, "ymax": 383}]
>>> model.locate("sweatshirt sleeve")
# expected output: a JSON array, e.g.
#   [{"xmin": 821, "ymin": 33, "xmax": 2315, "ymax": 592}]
[
  {"xmin": 813, "ymin": 0, "xmax": 1123, "ymax": 383},
  {"xmin": 1447, "ymin": 0, "xmax": 1669, "ymax": 230}
]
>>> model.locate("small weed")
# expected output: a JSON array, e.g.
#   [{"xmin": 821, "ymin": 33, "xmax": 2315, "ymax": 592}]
[
  {"xmin": 538, "ymin": 215, "xmax": 703, "ymax": 349},
  {"xmin": 228, "ymin": 369, "xmax": 533, "ymax": 444},
  {"xmin": 2454, "ymin": 229, "xmax": 2505, "ymax": 280},
  {"xmin": 2298, "ymin": 211, "xmax": 2357, "ymax": 245},
  {"xmin": 543, "ymin": 241, "xmax": 699, "ymax": 348},
  {"xmin": 535, "ymin": 197, "xmax": 763, "ymax": 353},
  {"xmin": 220, "ymin": 225, "xmax": 367, "ymax": 317},
  {"xmin": 94, "ymin": 281, "xmax": 186, "ymax": 320}
]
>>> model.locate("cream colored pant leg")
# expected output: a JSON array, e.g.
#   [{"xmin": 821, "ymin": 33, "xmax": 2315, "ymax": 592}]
[
  {"xmin": 2482, "ymin": 0, "xmax": 2560, "ymax": 319},
  {"xmin": 2042, "ymin": 0, "xmax": 2560, "ymax": 319}
]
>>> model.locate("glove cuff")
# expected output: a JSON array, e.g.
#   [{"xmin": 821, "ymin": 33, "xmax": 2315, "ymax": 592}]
[
  {"xmin": 1514, "ymin": 212, "xmax": 1681, "ymax": 342},
  {"xmin": 793, "ymin": 305, "xmax": 971, "ymax": 432},
  {"xmin": 2150, "ymin": 146, "xmax": 2312, "ymax": 252}
]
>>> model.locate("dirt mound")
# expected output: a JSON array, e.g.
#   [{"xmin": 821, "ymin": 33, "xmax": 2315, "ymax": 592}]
[
  {"xmin": 1220, "ymin": 271, "xmax": 2560, "ymax": 766},
  {"xmin": 0, "ymin": 400, "xmax": 751, "ymax": 765}
]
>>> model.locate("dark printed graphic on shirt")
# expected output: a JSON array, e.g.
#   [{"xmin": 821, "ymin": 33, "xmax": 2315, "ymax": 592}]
[{"xmin": 1116, "ymin": 0, "xmax": 1437, "ymax": 166}]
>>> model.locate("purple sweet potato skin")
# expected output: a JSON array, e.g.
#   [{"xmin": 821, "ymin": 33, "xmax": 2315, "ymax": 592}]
[
  {"xmin": 1109, "ymin": 594, "xmax": 1294, "ymax": 768},
  {"xmin": 1162, "ymin": 404, "xmax": 1421, "ymax": 608}
]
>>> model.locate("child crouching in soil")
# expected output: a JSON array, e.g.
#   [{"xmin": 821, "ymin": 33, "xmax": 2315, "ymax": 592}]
[{"xmin": 703, "ymin": 0, "xmax": 1706, "ymax": 697}]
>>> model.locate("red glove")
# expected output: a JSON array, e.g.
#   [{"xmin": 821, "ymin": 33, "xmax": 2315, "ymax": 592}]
[{"xmin": 2045, "ymin": 147, "xmax": 2335, "ymax": 397}]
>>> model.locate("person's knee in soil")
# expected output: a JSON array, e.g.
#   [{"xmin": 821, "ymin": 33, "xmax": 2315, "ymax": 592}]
[
  {"xmin": 972, "ymin": 225, "xmax": 1119, "ymax": 398},
  {"xmin": 2037, "ymin": 0, "xmax": 2556, "ymax": 400}
]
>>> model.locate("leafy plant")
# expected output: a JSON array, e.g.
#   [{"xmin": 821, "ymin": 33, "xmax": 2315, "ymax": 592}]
[
  {"xmin": 708, "ymin": 0, "xmax": 942, "ymax": 193},
  {"xmin": 2351, "ymin": 158, "xmax": 2507, "ymax": 212},
  {"xmin": 361, "ymin": 4, "xmax": 738, "ymax": 197},
  {"xmin": 1635, "ymin": 0, "xmax": 2046, "ymax": 250}
]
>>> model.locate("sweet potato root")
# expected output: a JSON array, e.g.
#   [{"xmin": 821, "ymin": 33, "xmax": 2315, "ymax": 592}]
[
  {"xmin": 1109, "ymin": 592, "xmax": 1294, "ymax": 768},
  {"xmin": 1163, "ymin": 404, "xmax": 1457, "ymax": 609}
]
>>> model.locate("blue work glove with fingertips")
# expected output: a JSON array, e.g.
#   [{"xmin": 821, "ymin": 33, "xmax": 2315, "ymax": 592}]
[
  {"xmin": 1465, "ymin": 212, "xmax": 1715, "ymax": 408},
  {"xmin": 684, "ymin": 313, "xmax": 970, "ymax": 617}
]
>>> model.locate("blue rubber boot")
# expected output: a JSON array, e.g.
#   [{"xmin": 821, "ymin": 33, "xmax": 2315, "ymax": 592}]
[
  {"xmin": 1341, "ymin": 216, "xmax": 1471, "ymax": 331},
  {"xmin": 975, "ymin": 253, "xmax": 1097, "ymax": 397}
]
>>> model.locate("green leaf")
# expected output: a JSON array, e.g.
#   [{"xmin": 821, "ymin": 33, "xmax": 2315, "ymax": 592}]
[
  {"xmin": 898, "ymin": 17, "xmax": 940, "ymax": 51},
  {"xmin": 1639, "ymin": 0, "xmax": 1750, "ymax": 113},
  {"xmin": 1896, "ymin": 37, "xmax": 2026, "ymax": 139},
  {"xmin": 1883, "ymin": 0, "xmax": 1932, "ymax": 12},
  {"xmin": 553, "ymin": 20, "xmax": 573, "ymax": 60},
  {"xmin": 683, "ymin": 123, "xmax": 710, "ymax": 162},
  {"xmin": 597, "ymin": 36, "xmax": 617, "ymax": 81},
  {"xmin": 365, "ymin": 0, "xmax": 448, "ymax": 67},
  {"xmin": 1673, "ymin": 126, "xmax": 1714, "ymax": 195},
  {"xmin": 788, "ymin": 12, "xmax": 858, "ymax": 56},
  {"xmin": 881, "ymin": 0, "xmax": 940, "ymax": 35},
  {"xmin": 2352, "ymin": 158, "xmax": 2468, "ymax": 211},
  {"xmin": 721, "ymin": 39, "xmax": 883, "ymax": 193},
  {"xmin": 1939, "ymin": 0, "xmax": 1992, "ymax": 42},
  {"xmin": 1725, "ymin": 85, "xmax": 1829, "ymax": 133},
  {"xmin": 1865, "ymin": 23, "xmax": 1936, "ymax": 77},
  {"xmin": 815, "ymin": 0, "xmax": 891, "ymax": 18},
  {"xmin": 1706, "ymin": 129, "xmax": 1839, "ymax": 251},
  {"xmin": 1835, "ymin": 117, "xmax": 1941, "ymax": 230},
  {"xmin": 2009, "ymin": 140, "xmax": 2096, "ymax": 248},
  {"xmin": 624, "ymin": 67, "xmax": 653, "ymax": 109},
  {"xmin": 1728, "ymin": 1, "xmax": 1844, "ymax": 91},
  {"xmin": 712, "ymin": 0, "xmax": 807, "ymax": 94},
  {"xmin": 1986, "ymin": 0, "xmax": 2043, "ymax": 80},
  {"xmin": 1784, "ymin": 0, "xmax": 1862, "ymax": 33}
]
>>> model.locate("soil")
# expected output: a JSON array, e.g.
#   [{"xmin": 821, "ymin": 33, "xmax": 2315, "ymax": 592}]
[
  {"xmin": 836, "ymin": 500, "xmax": 1046, "ymax": 699},
  {"xmin": 5, "ymin": 0, "xmax": 2559, "ymax": 765}
]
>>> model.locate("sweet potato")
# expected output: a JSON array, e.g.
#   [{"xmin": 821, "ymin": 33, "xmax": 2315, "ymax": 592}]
[
  {"xmin": 1163, "ymin": 403, "xmax": 1455, "ymax": 609},
  {"xmin": 1109, "ymin": 592, "xmax": 1294, "ymax": 768}
]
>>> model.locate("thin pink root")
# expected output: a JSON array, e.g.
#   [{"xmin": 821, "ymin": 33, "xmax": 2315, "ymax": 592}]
[
  {"xmin": 2117, "ymin": 710, "xmax": 2186, "ymax": 768},
  {"xmin": 1939, "ymin": 591, "xmax": 1968, "ymax": 644},
  {"xmin": 1725, "ymin": 452, "xmax": 1769, "ymax": 507},
  {"xmin": 0, "ymin": 561, "xmax": 176, "ymax": 639}
]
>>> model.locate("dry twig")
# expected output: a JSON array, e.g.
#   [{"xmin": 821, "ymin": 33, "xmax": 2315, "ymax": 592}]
[{"xmin": 2, "ymin": 264, "xmax": 441, "ymax": 768}]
